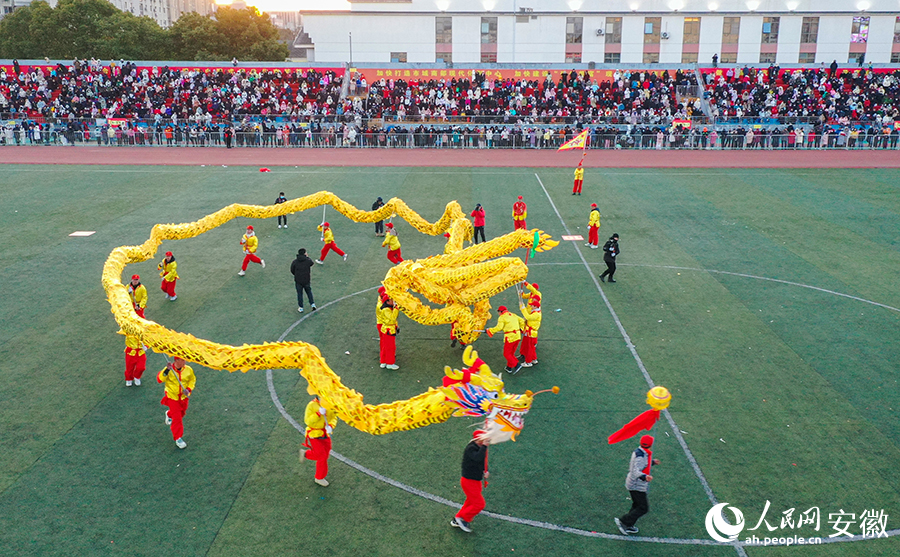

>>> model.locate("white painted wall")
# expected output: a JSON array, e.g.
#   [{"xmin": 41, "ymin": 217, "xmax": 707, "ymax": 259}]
[
  {"xmin": 776, "ymin": 16, "xmax": 803, "ymax": 64},
  {"xmin": 620, "ymin": 16, "xmax": 645, "ymax": 63},
  {"xmin": 508, "ymin": 15, "xmax": 566, "ymax": 63},
  {"xmin": 698, "ymin": 15, "xmax": 723, "ymax": 64},
  {"xmin": 816, "ymin": 16, "xmax": 852, "ymax": 64},
  {"xmin": 582, "ymin": 16, "xmax": 606, "ymax": 63},
  {"xmin": 452, "ymin": 16, "xmax": 482, "ymax": 64},
  {"xmin": 866, "ymin": 15, "xmax": 897, "ymax": 63},
  {"xmin": 737, "ymin": 16, "xmax": 763, "ymax": 64},
  {"xmin": 659, "ymin": 16, "xmax": 684, "ymax": 64}
]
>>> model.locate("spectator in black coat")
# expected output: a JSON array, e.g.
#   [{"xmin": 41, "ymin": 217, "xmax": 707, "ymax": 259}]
[{"xmin": 290, "ymin": 249, "xmax": 316, "ymax": 313}]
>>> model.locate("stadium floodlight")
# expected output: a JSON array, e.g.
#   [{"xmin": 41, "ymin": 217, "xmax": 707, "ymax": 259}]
[{"xmin": 746, "ymin": 0, "xmax": 760, "ymax": 10}]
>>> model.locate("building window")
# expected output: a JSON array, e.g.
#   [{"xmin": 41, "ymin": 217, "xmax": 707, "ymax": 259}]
[
  {"xmin": 801, "ymin": 17, "xmax": 819, "ymax": 43},
  {"xmin": 644, "ymin": 17, "xmax": 661, "ymax": 44},
  {"xmin": 480, "ymin": 52, "xmax": 497, "ymax": 63},
  {"xmin": 891, "ymin": 52, "xmax": 900, "ymax": 63},
  {"xmin": 605, "ymin": 17, "xmax": 622, "ymax": 44},
  {"xmin": 436, "ymin": 17, "xmax": 452, "ymax": 44},
  {"xmin": 565, "ymin": 52, "xmax": 582, "ymax": 63},
  {"xmin": 761, "ymin": 17, "xmax": 779, "ymax": 44},
  {"xmin": 604, "ymin": 53, "xmax": 621, "ymax": 63},
  {"xmin": 683, "ymin": 17, "xmax": 701, "ymax": 44},
  {"xmin": 643, "ymin": 52, "xmax": 659, "ymax": 63},
  {"xmin": 798, "ymin": 52, "xmax": 816, "ymax": 64},
  {"xmin": 481, "ymin": 17, "xmax": 497, "ymax": 44},
  {"xmin": 851, "ymin": 16, "xmax": 869, "ymax": 43},
  {"xmin": 720, "ymin": 53, "xmax": 737, "ymax": 63},
  {"xmin": 390, "ymin": 52, "xmax": 407, "ymax": 63},
  {"xmin": 681, "ymin": 52, "xmax": 698, "ymax": 63},
  {"xmin": 566, "ymin": 16, "xmax": 583, "ymax": 44},
  {"xmin": 436, "ymin": 53, "xmax": 452, "ymax": 64},
  {"xmin": 894, "ymin": 16, "xmax": 900, "ymax": 43},
  {"xmin": 759, "ymin": 53, "xmax": 777, "ymax": 63},
  {"xmin": 722, "ymin": 17, "xmax": 740, "ymax": 44}
]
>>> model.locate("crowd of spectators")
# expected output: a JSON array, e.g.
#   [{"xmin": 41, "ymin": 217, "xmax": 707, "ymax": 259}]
[{"xmin": 1, "ymin": 59, "xmax": 899, "ymax": 149}]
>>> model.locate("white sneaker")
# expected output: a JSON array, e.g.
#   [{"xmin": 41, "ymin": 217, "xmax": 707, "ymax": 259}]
[
  {"xmin": 386, "ymin": 364, "xmax": 399, "ymax": 370},
  {"xmin": 343, "ymin": 254, "xmax": 348, "ymax": 261},
  {"xmin": 283, "ymin": 225, "xmax": 287, "ymax": 228},
  {"xmin": 315, "ymin": 478, "xmax": 329, "ymax": 487},
  {"xmin": 520, "ymin": 362, "xmax": 533, "ymax": 367},
  {"xmin": 134, "ymin": 378, "xmax": 141, "ymax": 386},
  {"xmin": 278, "ymin": 225, "xmax": 282, "ymax": 229},
  {"xmin": 314, "ymin": 260, "xmax": 323, "ymax": 265},
  {"xmin": 165, "ymin": 412, "xmax": 173, "ymax": 426},
  {"xmin": 175, "ymin": 438, "xmax": 187, "ymax": 449},
  {"xmin": 125, "ymin": 380, "xmax": 133, "ymax": 387},
  {"xmin": 311, "ymin": 304, "xmax": 317, "ymax": 311},
  {"xmin": 298, "ymin": 307, "xmax": 304, "ymax": 313},
  {"xmin": 238, "ymin": 270, "xmax": 246, "ymax": 276},
  {"xmin": 584, "ymin": 243, "xmax": 591, "ymax": 247},
  {"xmin": 169, "ymin": 295, "xmax": 177, "ymax": 301},
  {"xmin": 380, "ymin": 363, "xmax": 386, "ymax": 368},
  {"xmin": 260, "ymin": 259, "xmax": 265, "ymax": 269},
  {"xmin": 531, "ymin": 360, "xmax": 538, "ymax": 365}
]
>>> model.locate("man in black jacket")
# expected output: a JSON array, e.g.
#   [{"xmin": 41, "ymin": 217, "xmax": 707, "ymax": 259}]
[
  {"xmin": 599, "ymin": 233, "xmax": 620, "ymax": 283},
  {"xmin": 451, "ymin": 430, "xmax": 490, "ymax": 533},
  {"xmin": 290, "ymin": 248, "xmax": 316, "ymax": 313},
  {"xmin": 372, "ymin": 197, "xmax": 385, "ymax": 236}
]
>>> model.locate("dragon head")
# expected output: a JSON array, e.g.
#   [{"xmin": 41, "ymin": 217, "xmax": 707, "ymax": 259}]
[{"xmin": 439, "ymin": 346, "xmax": 542, "ymax": 444}]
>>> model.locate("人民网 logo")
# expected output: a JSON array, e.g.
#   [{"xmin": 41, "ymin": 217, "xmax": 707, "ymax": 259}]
[{"xmin": 706, "ymin": 502, "xmax": 746, "ymax": 542}]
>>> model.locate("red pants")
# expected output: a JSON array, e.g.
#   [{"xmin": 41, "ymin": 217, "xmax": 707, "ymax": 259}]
[
  {"xmin": 379, "ymin": 330, "xmax": 396, "ymax": 365},
  {"xmin": 573, "ymin": 179, "xmax": 583, "ymax": 194},
  {"xmin": 161, "ymin": 396, "xmax": 189, "ymax": 440},
  {"xmin": 320, "ymin": 242, "xmax": 345, "ymax": 261},
  {"xmin": 161, "ymin": 279, "xmax": 177, "ymax": 297},
  {"xmin": 134, "ymin": 307, "xmax": 145, "ymax": 318},
  {"xmin": 503, "ymin": 339, "xmax": 521, "ymax": 368},
  {"xmin": 304, "ymin": 436, "xmax": 332, "ymax": 480},
  {"xmin": 588, "ymin": 225, "xmax": 599, "ymax": 246},
  {"xmin": 387, "ymin": 249, "xmax": 403, "ymax": 264},
  {"xmin": 520, "ymin": 335, "xmax": 537, "ymax": 362},
  {"xmin": 125, "ymin": 353, "xmax": 146, "ymax": 381},
  {"xmin": 457, "ymin": 477, "xmax": 486, "ymax": 522},
  {"xmin": 513, "ymin": 219, "xmax": 527, "ymax": 231},
  {"xmin": 242, "ymin": 253, "xmax": 262, "ymax": 270}
]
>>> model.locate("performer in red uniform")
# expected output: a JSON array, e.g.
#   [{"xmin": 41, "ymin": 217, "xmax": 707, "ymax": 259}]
[
  {"xmin": 303, "ymin": 394, "xmax": 338, "ymax": 486},
  {"xmin": 127, "ymin": 274, "xmax": 147, "ymax": 318},
  {"xmin": 573, "ymin": 159, "xmax": 585, "ymax": 195},
  {"xmin": 157, "ymin": 357, "xmax": 196, "ymax": 449},
  {"xmin": 157, "ymin": 251, "xmax": 178, "ymax": 301},
  {"xmin": 451, "ymin": 430, "xmax": 490, "ymax": 533},
  {"xmin": 487, "ymin": 305, "xmax": 526, "ymax": 373},
  {"xmin": 377, "ymin": 297, "xmax": 400, "ymax": 369},
  {"xmin": 238, "ymin": 225, "xmax": 265, "ymax": 276},
  {"xmin": 382, "ymin": 223, "xmax": 403, "ymax": 264},
  {"xmin": 586, "ymin": 203, "xmax": 601, "ymax": 249},
  {"xmin": 315, "ymin": 222, "xmax": 347, "ymax": 264},
  {"xmin": 512, "ymin": 196, "xmax": 527, "ymax": 230},
  {"xmin": 123, "ymin": 331, "xmax": 146, "ymax": 387}
]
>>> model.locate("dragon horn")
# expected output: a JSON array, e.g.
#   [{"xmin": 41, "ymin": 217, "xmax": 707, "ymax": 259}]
[
  {"xmin": 524, "ymin": 386, "xmax": 561, "ymax": 397},
  {"xmin": 462, "ymin": 345, "xmax": 478, "ymax": 366}
]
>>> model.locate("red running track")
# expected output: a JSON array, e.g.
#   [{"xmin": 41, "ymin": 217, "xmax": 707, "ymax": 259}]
[{"xmin": 1, "ymin": 146, "xmax": 898, "ymax": 168}]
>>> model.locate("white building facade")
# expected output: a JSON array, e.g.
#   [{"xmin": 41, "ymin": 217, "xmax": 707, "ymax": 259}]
[{"xmin": 300, "ymin": 0, "xmax": 900, "ymax": 65}]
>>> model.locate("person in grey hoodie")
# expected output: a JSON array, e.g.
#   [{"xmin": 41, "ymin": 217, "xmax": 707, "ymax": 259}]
[{"xmin": 615, "ymin": 435, "xmax": 660, "ymax": 535}]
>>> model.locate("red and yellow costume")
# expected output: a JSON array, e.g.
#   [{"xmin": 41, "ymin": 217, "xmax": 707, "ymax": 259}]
[
  {"xmin": 124, "ymin": 333, "xmax": 146, "ymax": 382},
  {"xmin": 240, "ymin": 228, "xmax": 263, "ymax": 271},
  {"xmin": 487, "ymin": 307, "xmax": 525, "ymax": 370},
  {"xmin": 588, "ymin": 205, "xmax": 601, "ymax": 248},
  {"xmin": 157, "ymin": 253, "xmax": 178, "ymax": 298},
  {"xmin": 522, "ymin": 282, "xmax": 542, "ymax": 307},
  {"xmin": 157, "ymin": 362, "xmax": 196, "ymax": 441},
  {"xmin": 573, "ymin": 163, "xmax": 584, "ymax": 194},
  {"xmin": 519, "ymin": 302, "xmax": 542, "ymax": 365},
  {"xmin": 317, "ymin": 223, "xmax": 345, "ymax": 261},
  {"xmin": 382, "ymin": 225, "xmax": 403, "ymax": 264},
  {"xmin": 512, "ymin": 197, "xmax": 527, "ymax": 231},
  {"xmin": 303, "ymin": 398, "xmax": 338, "ymax": 481},
  {"xmin": 127, "ymin": 278, "xmax": 147, "ymax": 318},
  {"xmin": 377, "ymin": 301, "xmax": 400, "ymax": 366}
]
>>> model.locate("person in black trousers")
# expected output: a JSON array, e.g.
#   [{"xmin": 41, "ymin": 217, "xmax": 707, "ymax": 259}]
[
  {"xmin": 615, "ymin": 435, "xmax": 660, "ymax": 535},
  {"xmin": 275, "ymin": 192, "xmax": 288, "ymax": 228},
  {"xmin": 373, "ymin": 197, "xmax": 385, "ymax": 236},
  {"xmin": 290, "ymin": 248, "xmax": 316, "ymax": 313},
  {"xmin": 599, "ymin": 233, "xmax": 620, "ymax": 283}
]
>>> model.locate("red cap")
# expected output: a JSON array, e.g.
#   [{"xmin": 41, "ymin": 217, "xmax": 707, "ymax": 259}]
[
  {"xmin": 531, "ymin": 283, "xmax": 539, "ymax": 290},
  {"xmin": 246, "ymin": 225, "xmax": 253, "ymax": 231},
  {"xmin": 591, "ymin": 203, "xmax": 597, "ymax": 208},
  {"xmin": 497, "ymin": 305, "xmax": 508, "ymax": 312},
  {"xmin": 386, "ymin": 223, "xmax": 394, "ymax": 228},
  {"xmin": 517, "ymin": 196, "xmax": 523, "ymax": 200},
  {"xmin": 640, "ymin": 435, "xmax": 654, "ymax": 448},
  {"xmin": 323, "ymin": 222, "xmax": 329, "ymax": 227},
  {"xmin": 131, "ymin": 274, "xmax": 140, "ymax": 280},
  {"xmin": 473, "ymin": 430, "xmax": 486, "ymax": 439},
  {"xmin": 165, "ymin": 251, "xmax": 173, "ymax": 257}
]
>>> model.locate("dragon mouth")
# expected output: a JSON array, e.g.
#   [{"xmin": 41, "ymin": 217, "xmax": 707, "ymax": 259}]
[{"xmin": 492, "ymin": 405, "xmax": 527, "ymax": 435}]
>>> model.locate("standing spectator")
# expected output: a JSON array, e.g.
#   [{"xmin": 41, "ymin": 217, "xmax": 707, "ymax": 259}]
[
  {"xmin": 586, "ymin": 203, "xmax": 601, "ymax": 249},
  {"xmin": 158, "ymin": 251, "xmax": 178, "ymax": 301},
  {"xmin": 599, "ymin": 233, "xmax": 620, "ymax": 283},
  {"xmin": 712, "ymin": 54, "xmax": 718, "ymax": 68},
  {"xmin": 315, "ymin": 222, "xmax": 348, "ymax": 264},
  {"xmin": 290, "ymin": 248, "xmax": 316, "ymax": 313},
  {"xmin": 275, "ymin": 192, "xmax": 288, "ymax": 228},
  {"xmin": 471, "ymin": 203, "xmax": 486, "ymax": 244},
  {"xmin": 451, "ymin": 430, "xmax": 490, "ymax": 533},
  {"xmin": 829, "ymin": 60, "xmax": 838, "ymax": 77},
  {"xmin": 157, "ymin": 357, "xmax": 196, "ymax": 450},
  {"xmin": 302, "ymin": 394, "xmax": 337, "ymax": 486},
  {"xmin": 238, "ymin": 225, "xmax": 265, "ymax": 276},
  {"xmin": 572, "ymin": 159, "xmax": 585, "ymax": 195},
  {"xmin": 486, "ymin": 305, "xmax": 525, "ymax": 374},
  {"xmin": 372, "ymin": 196, "xmax": 386, "ymax": 236},
  {"xmin": 512, "ymin": 196, "xmax": 527, "ymax": 231},
  {"xmin": 382, "ymin": 223, "xmax": 403, "ymax": 264},
  {"xmin": 615, "ymin": 435, "xmax": 660, "ymax": 535},
  {"xmin": 377, "ymin": 296, "xmax": 400, "ymax": 370},
  {"xmin": 127, "ymin": 274, "xmax": 147, "ymax": 318}
]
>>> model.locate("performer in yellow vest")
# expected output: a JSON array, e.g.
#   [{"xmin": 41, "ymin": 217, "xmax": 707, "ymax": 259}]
[
  {"xmin": 157, "ymin": 357, "xmax": 196, "ymax": 449},
  {"xmin": 572, "ymin": 159, "xmax": 585, "ymax": 195},
  {"xmin": 586, "ymin": 203, "xmax": 601, "ymax": 249},
  {"xmin": 303, "ymin": 394, "xmax": 338, "ymax": 486},
  {"xmin": 157, "ymin": 251, "xmax": 179, "ymax": 301},
  {"xmin": 487, "ymin": 306, "xmax": 526, "ymax": 374},
  {"xmin": 238, "ymin": 225, "xmax": 265, "ymax": 276}
]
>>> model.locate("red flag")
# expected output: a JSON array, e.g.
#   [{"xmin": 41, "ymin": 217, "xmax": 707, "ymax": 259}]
[{"xmin": 607, "ymin": 409, "xmax": 660, "ymax": 444}]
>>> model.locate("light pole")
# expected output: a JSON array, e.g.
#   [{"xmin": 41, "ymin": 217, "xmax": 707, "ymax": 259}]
[{"xmin": 349, "ymin": 32, "xmax": 353, "ymax": 66}]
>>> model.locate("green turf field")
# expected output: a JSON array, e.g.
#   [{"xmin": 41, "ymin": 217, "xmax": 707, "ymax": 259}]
[{"xmin": 0, "ymin": 164, "xmax": 898, "ymax": 557}]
